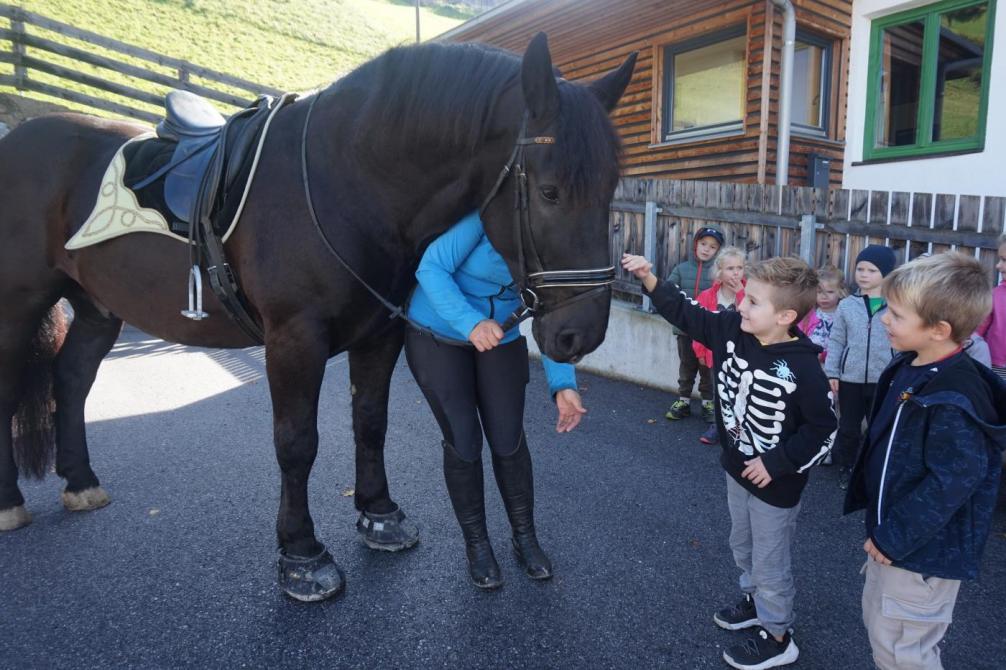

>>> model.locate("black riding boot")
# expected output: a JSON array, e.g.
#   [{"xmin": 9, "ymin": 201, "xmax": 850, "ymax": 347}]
[
  {"xmin": 442, "ymin": 442, "xmax": 502, "ymax": 590},
  {"xmin": 491, "ymin": 435, "xmax": 552, "ymax": 580}
]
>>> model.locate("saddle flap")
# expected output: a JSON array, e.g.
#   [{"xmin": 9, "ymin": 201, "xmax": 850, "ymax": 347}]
[
  {"xmin": 163, "ymin": 139, "xmax": 217, "ymax": 223},
  {"xmin": 157, "ymin": 90, "xmax": 225, "ymax": 142}
]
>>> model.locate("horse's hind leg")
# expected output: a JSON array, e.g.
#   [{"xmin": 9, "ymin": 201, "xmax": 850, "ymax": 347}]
[
  {"xmin": 349, "ymin": 325, "xmax": 419, "ymax": 552},
  {"xmin": 53, "ymin": 292, "xmax": 122, "ymax": 512}
]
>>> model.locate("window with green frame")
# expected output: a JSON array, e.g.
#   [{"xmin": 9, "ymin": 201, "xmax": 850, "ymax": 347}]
[{"xmin": 864, "ymin": 0, "xmax": 997, "ymax": 160}]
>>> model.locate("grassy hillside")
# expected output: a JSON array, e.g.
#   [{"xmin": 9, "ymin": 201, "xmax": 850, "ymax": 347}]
[{"xmin": 1, "ymin": 0, "xmax": 477, "ymax": 117}]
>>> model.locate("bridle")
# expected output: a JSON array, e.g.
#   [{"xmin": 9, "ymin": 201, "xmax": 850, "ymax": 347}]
[
  {"xmin": 301, "ymin": 92, "xmax": 614, "ymax": 341},
  {"xmin": 479, "ymin": 112, "xmax": 616, "ymax": 331}
]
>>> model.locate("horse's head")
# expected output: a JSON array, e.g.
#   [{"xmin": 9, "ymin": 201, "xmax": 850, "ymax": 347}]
[{"xmin": 481, "ymin": 34, "xmax": 636, "ymax": 363}]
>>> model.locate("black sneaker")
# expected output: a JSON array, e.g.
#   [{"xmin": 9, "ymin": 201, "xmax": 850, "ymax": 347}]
[
  {"xmin": 723, "ymin": 627, "xmax": 799, "ymax": 669},
  {"xmin": 665, "ymin": 398, "xmax": 691, "ymax": 421},
  {"xmin": 713, "ymin": 593, "xmax": 759, "ymax": 630},
  {"xmin": 701, "ymin": 399, "xmax": 715, "ymax": 423}
]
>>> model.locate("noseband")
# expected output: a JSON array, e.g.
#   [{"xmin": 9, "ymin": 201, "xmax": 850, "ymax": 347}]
[{"xmin": 478, "ymin": 113, "xmax": 615, "ymax": 331}]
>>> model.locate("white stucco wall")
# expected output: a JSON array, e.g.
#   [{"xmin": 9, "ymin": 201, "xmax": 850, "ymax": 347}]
[
  {"xmin": 522, "ymin": 301, "xmax": 687, "ymax": 394},
  {"xmin": 843, "ymin": 0, "xmax": 1006, "ymax": 196}
]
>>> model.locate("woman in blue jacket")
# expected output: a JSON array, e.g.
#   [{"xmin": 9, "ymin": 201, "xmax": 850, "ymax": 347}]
[{"xmin": 406, "ymin": 211, "xmax": 586, "ymax": 589}]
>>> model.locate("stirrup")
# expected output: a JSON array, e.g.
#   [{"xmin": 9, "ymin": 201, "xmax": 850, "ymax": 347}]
[{"xmin": 180, "ymin": 265, "xmax": 209, "ymax": 320}]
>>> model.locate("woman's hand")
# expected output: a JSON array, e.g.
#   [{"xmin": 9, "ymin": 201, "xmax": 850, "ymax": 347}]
[
  {"xmin": 555, "ymin": 389, "xmax": 587, "ymax": 433},
  {"xmin": 469, "ymin": 319, "xmax": 504, "ymax": 352},
  {"xmin": 620, "ymin": 254, "xmax": 658, "ymax": 292}
]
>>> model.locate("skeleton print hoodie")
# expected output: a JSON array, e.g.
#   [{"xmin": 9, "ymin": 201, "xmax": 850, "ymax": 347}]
[{"xmin": 647, "ymin": 280, "xmax": 838, "ymax": 508}]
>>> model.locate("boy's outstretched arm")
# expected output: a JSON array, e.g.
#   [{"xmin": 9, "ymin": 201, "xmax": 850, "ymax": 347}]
[{"xmin": 621, "ymin": 254, "xmax": 724, "ymax": 348}]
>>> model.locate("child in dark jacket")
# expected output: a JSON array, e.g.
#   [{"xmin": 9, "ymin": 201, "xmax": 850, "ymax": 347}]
[
  {"xmin": 623, "ymin": 253, "xmax": 837, "ymax": 670},
  {"xmin": 665, "ymin": 226, "xmax": 723, "ymax": 424},
  {"xmin": 845, "ymin": 252, "xmax": 1006, "ymax": 670}
]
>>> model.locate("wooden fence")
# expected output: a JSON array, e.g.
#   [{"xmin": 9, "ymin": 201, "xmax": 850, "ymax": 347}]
[
  {"xmin": 611, "ymin": 177, "xmax": 1006, "ymax": 303},
  {"xmin": 0, "ymin": 5, "xmax": 280, "ymax": 123}
]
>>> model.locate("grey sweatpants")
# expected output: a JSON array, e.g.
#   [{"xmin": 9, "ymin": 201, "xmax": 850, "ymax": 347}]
[
  {"xmin": 725, "ymin": 474, "xmax": 801, "ymax": 637},
  {"xmin": 862, "ymin": 560, "xmax": 961, "ymax": 670}
]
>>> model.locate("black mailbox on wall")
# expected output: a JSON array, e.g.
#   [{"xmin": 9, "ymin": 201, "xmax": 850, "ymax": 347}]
[{"xmin": 808, "ymin": 153, "xmax": 831, "ymax": 189}]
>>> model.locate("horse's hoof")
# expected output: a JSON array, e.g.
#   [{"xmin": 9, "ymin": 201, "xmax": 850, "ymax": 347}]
[
  {"xmin": 61, "ymin": 486, "xmax": 111, "ymax": 512},
  {"xmin": 0, "ymin": 505, "xmax": 32, "ymax": 532},
  {"xmin": 356, "ymin": 506, "xmax": 419, "ymax": 552},
  {"xmin": 278, "ymin": 548, "xmax": 345, "ymax": 602}
]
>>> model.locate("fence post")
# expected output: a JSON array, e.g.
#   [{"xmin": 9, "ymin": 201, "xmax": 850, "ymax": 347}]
[
  {"xmin": 799, "ymin": 214, "xmax": 816, "ymax": 265},
  {"xmin": 641, "ymin": 200, "xmax": 659, "ymax": 312},
  {"xmin": 10, "ymin": 9, "xmax": 27, "ymax": 90}
]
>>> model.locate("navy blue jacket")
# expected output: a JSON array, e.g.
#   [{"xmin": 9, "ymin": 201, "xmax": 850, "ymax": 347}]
[{"xmin": 844, "ymin": 351, "xmax": 1006, "ymax": 580}]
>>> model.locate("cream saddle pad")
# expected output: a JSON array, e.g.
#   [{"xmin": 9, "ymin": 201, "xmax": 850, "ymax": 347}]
[{"xmin": 66, "ymin": 133, "xmax": 190, "ymax": 250}]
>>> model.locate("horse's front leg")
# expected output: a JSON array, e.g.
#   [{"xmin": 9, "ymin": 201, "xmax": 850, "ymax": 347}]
[
  {"xmin": 266, "ymin": 320, "xmax": 344, "ymax": 602},
  {"xmin": 349, "ymin": 325, "xmax": 419, "ymax": 552}
]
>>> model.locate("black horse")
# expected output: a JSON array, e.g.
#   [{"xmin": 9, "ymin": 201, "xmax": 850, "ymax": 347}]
[{"xmin": 0, "ymin": 34, "xmax": 635, "ymax": 601}]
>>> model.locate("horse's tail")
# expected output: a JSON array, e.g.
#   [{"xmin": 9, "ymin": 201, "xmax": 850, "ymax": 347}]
[{"xmin": 12, "ymin": 303, "xmax": 69, "ymax": 479}]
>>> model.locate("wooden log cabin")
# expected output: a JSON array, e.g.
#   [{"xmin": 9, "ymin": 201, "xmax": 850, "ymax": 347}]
[{"xmin": 439, "ymin": 0, "xmax": 852, "ymax": 186}]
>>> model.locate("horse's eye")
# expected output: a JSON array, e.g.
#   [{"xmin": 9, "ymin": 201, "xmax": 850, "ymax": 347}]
[{"xmin": 540, "ymin": 186, "xmax": 559, "ymax": 203}]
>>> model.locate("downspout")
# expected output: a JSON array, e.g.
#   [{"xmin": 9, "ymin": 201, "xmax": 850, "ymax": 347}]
[{"xmin": 772, "ymin": 0, "xmax": 796, "ymax": 185}]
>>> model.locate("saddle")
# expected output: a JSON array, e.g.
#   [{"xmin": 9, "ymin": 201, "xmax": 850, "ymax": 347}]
[
  {"xmin": 131, "ymin": 90, "xmax": 274, "ymax": 230},
  {"xmin": 127, "ymin": 89, "xmax": 296, "ymax": 343}
]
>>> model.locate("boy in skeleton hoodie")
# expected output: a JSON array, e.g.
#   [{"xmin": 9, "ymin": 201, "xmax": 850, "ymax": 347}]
[{"xmin": 621, "ymin": 254, "xmax": 837, "ymax": 670}]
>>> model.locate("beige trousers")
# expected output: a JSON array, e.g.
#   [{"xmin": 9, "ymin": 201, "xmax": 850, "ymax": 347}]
[{"xmin": 861, "ymin": 559, "xmax": 961, "ymax": 670}]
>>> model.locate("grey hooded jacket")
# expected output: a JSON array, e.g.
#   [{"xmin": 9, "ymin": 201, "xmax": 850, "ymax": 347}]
[{"xmin": 824, "ymin": 294, "xmax": 894, "ymax": 384}]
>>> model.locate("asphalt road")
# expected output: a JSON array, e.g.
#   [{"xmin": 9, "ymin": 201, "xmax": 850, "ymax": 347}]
[{"xmin": 2, "ymin": 326, "xmax": 1004, "ymax": 669}]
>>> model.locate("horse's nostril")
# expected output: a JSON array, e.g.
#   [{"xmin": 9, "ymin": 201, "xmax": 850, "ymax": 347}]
[{"xmin": 557, "ymin": 330, "xmax": 581, "ymax": 356}]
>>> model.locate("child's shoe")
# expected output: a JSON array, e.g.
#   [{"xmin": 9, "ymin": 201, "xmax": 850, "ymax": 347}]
[
  {"xmin": 713, "ymin": 593, "xmax": 758, "ymax": 630},
  {"xmin": 701, "ymin": 399, "xmax": 715, "ymax": 423},
  {"xmin": 723, "ymin": 627, "xmax": 799, "ymax": 669},
  {"xmin": 700, "ymin": 424, "xmax": 719, "ymax": 445},
  {"xmin": 665, "ymin": 398, "xmax": 691, "ymax": 420}
]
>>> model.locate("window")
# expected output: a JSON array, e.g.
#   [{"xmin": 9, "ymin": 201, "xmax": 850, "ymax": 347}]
[
  {"xmin": 864, "ymin": 0, "xmax": 996, "ymax": 160},
  {"xmin": 662, "ymin": 27, "xmax": 747, "ymax": 142},
  {"xmin": 791, "ymin": 33, "xmax": 832, "ymax": 136}
]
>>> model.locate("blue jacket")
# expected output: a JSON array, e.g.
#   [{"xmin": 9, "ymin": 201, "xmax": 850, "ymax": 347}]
[
  {"xmin": 408, "ymin": 212, "xmax": 576, "ymax": 397},
  {"xmin": 844, "ymin": 351, "xmax": 1006, "ymax": 580}
]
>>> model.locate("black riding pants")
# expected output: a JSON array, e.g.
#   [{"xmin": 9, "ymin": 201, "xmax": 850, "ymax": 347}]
[{"xmin": 405, "ymin": 329, "xmax": 529, "ymax": 463}]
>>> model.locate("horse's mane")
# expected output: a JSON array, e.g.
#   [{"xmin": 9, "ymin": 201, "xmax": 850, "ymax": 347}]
[{"xmin": 341, "ymin": 41, "xmax": 621, "ymax": 206}]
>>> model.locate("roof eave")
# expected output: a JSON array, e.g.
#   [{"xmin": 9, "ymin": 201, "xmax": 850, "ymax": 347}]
[{"xmin": 435, "ymin": 0, "xmax": 535, "ymax": 42}]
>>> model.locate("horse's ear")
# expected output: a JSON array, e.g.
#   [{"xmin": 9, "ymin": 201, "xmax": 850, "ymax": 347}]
[
  {"xmin": 589, "ymin": 51, "xmax": 638, "ymax": 113},
  {"xmin": 521, "ymin": 32, "xmax": 560, "ymax": 123}
]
